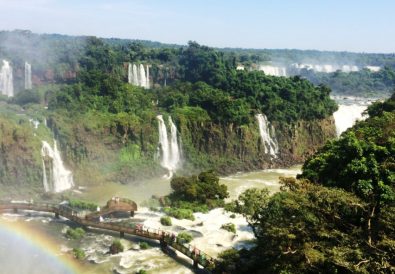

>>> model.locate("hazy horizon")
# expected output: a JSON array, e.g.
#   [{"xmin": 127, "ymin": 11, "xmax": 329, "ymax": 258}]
[{"xmin": 1, "ymin": 0, "xmax": 395, "ymax": 54}]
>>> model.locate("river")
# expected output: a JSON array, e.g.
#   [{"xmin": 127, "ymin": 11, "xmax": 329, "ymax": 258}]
[{"xmin": 0, "ymin": 166, "xmax": 301, "ymax": 274}]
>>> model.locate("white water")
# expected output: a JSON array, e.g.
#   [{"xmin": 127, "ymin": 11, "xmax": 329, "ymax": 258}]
[
  {"xmin": 41, "ymin": 140, "xmax": 74, "ymax": 192},
  {"xmin": 333, "ymin": 104, "xmax": 368, "ymax": 136},
  {"xmin": 332, "ymin": 96, "xmax": 373, "ymax": 136},
  {"xmin": 128, "ymin": 63, "xmax": 150, "ymax": 89},
  {"xmin": 157, "ymin": 115, "xmax": 182, "ymax": 175},
  {"xmin": 24, "ymin": 62, "xmax": 32, "ymax": 90},
  {"xmin": 0, "ymin": 60, "xmax": 14, "ymax": 97},
  {"xmin": 258, "ymin": 65, "xmax": 287, "ymax": 76},
  {"xmin": 291, "ymin": 63, "xmax": 359, "ymax": 73},
  {"xmin": 255, "ymin": 114, "xmax": 279, "ymax": 157}
]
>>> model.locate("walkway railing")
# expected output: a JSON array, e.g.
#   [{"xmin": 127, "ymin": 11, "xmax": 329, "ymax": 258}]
[{"xmin": 0, "ymin": 201, "xmax": 216, "ymax": 269}]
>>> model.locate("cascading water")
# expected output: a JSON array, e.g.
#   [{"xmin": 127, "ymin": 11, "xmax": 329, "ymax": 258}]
[
  {"xmin": 24, "ymin": 62, "xmax": 32, "ymax": 90},
  {"xmin": 255, "ymin": 114, "xmax": 279, "ymax": 157},
  {"xmin": 156, "ymin": 115, "xmax": 182, "ymax": 176},
  {"xmin": 41, "ymin": 140, "xmax": 74, "ymax": 192},
  {"xmin": 333, "ymin": 104, "xmax": 368, "ymax": 136},
  {"xmin": 0, "ymin": 60, "xmax": 14, "ymax": 97},
  {"xmin": 128, "ymin": 63, "xmax": 150, "ymax": 89},
  {"xmin": 258, "ymin": 65, "xmax": 287, "ymax": 76}
]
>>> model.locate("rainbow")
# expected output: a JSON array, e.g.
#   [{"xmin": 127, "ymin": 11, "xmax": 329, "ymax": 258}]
[{"xmin": 0, "ymin": 219, "xmax": 85, "ymax": 274}]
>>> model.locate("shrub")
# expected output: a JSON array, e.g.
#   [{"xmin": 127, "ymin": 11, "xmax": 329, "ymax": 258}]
[
  {"xmin": 139, "ymin": 242, "xmax": 151, "ymax": 250},
  {"xmin": 177, "ymin": 232, "xmax": 193, "ymax": 244},
  {"xmin": 160, "ymin": 216, "xmax": 172, "ymax": 226},
  {"xmin": 163, "ymin": 207, "xmax": 195, "ymax": 220},
  {"xmin": 221, "ymin": 223, "xmax": 236, "ymax": 233},
  {"xmin": 68, "ymin": 199, "xmax": 98, "ymax": 211},
  {"xmin": 110, "ymin": 239, "xmax": 124, "ymax": 254},
  {"xmin": 72, "ymin": 248, "xmax": 86, "ymax": 260},
  {"xmin": 66, "ymin": 227, "xmax": 86, "ymax": 240}
]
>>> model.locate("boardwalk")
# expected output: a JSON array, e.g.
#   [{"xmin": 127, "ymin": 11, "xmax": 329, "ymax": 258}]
[{"xmin": 0, "ymin": 201, "xmax": 216, "ymax": 270}]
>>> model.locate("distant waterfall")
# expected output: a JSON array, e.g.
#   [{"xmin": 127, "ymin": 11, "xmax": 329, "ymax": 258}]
[
  {"xmin": 259, "ymin": 65, "xmax": 287, "ymax": 76},
  {"xmin": 128, "ymin": 63, "xmax": 150, "ymax": 89},
  {"xmin": 156, "ymin": 115, "xmax": 182, "ymax": 176},
  {"xmin": 41, "ymin": 140, "xmax": 74, "ymax": 192},
  {"xmin": 24, "ymin": 62, "xmax": 32, "ymax": 90},
  {"xmin": 0, "ymin": 60, "xmax": 14, "ymax": 97},
  {"xmin": 333, "ymin": 104, "xmax": 367, "ymax": 136},
  {"xmin": 256, "ymin": 114, "xmax": 279, "ymax": 157}
]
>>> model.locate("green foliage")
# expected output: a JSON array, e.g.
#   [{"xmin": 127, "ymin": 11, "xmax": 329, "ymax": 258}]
[
  {"xmin": 170, "ymin": 170, "xmax": 229, "ymax": 206},
  {"xmin": 221, "ymin": 223, "xmax": 236, "ymax": 233},
  {"xmin": 160, "ymin": 216, "xmax": 172, "ymax": 226},
  {"xmin": 135, "ymin": 270, "xmax": 148, "ymax": 274},
  {"xmin": 139, "ymin": 242, "xmax": 151, "ymax": 250},
  {"xmin": 304, "ymin": 67, "xmax": 395, "ymax": 97},
  {"xmin": 66, "ymin": 227, "xmax": 86, "ymax": 240},
  {"xmin": 219, "ymin": 180, "xmax": 395, "ymax": 273},
  {"xmin": 72, "ymin": 248, "xmax": 86, "ymax": 260},
  {"xmin": 68, "ymin": 199, "xmax": 98, "ymax": 211},
  {"xmin": 300, "ymin": 95, "xmax": 395, "ymax": 245},
  {"xmin": 176, "ymin": 232, "xmax": 193, "ymax": 244},
  {"xmin": 163, "ymin": 207, "xmax": 195, "ymax": 221},
  {"xmin": 110, "ymin": 239, "xmax": 124, "ymax": 254}
]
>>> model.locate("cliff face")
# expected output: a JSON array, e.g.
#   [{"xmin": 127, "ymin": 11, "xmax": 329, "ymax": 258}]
[
  {"xmin": 0, "ymin": 115, "xmax": 42, "ymax": 187},
  {"xmin": 0, "ymin": 108, "xmax": 336, "ymax": 191},
  {"xmin": 177, "ymin": 116, "xmax": 337, "ymax": 174}
]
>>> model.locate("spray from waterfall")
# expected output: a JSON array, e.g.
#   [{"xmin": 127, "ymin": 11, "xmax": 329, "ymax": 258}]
[
  {"xmin": 256, "ymin": 114, "xmax": 279, "ymax": 157},
  {"xmin": 156, "ymin": 115, "xmax": 182, "ymax": 177},
  {"xmin": 24, "ymin": 62, "xmax": 32, "ymax": 90},
  {"xmin": 0, "ymin": 60, "xmax": 14, "ymax": 97},
  {"xmin": 41, "ymin": 140, "xmax": 74, "ymax": 192},
  {"xmin": 128, "ymin": 63, "xmax": 150, "ymax": 89}
]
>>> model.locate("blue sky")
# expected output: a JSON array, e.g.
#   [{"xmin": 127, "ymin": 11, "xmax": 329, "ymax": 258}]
[{"xmin": 1, "ymin": 0, "xmax": 394, "ymax": 53}]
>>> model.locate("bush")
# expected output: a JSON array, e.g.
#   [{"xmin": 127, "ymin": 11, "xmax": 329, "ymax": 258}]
[
  {"xmin": 177, "ymin": 232, "xmax": 193, "ymax": 244},
  {"xmin": 110, "ymin": 239, "xmax": 124, "ymax": 254},
  {"xmin": 139, "ymin": 242, "xmax": 151, "ymax": 250},
  {"xmin": 160, "ymin": 216, "xmax": 172, "ymax": 226},
  {"xmin": 68, "ymin": 199, "xmax": 98, "ymax": 211},
  {"xmin": 66, "ymin": 227, "xmax": 86, "ymax": 240},
  {"xmin": 136, "ymin": 270, "xmax": 147, "ymax": 274},
  {"xmin": 230, "ymin": 214, "xmax": 236, "ymax": 219},
  {"xmin": 72, "ymin": 248, "xmax": 86, "ymax": 260},
  {"xmin": 163, "ymin": 207, "xmax": 195, "ymax": 220},
  {"xmin": 221, "ymin": 223, "xmax": 236, "ymax": 233}
]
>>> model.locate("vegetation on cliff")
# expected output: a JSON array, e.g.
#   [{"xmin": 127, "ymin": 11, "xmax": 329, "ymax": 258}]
[
  {"xmin": 0, "ymin": 34, "xmax": 339, "ymax": 187},
  {"xmin": 219, "ymin": 94, "xmax": 395, "ymax": 273}
]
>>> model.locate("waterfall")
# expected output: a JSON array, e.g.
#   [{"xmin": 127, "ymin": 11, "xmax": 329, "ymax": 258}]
[
  {"xmin": 127, "ymin": 63, "xmax": 150, "ymax": 88},
  {"xmin": 259, "ymin": 65, "xmax": 287, "ymax": 76},
  {"xmin": 256, "ymin": 114, "xmax": 279, "ymax": 157},
  {"xmin": 333, "ymin": 104, "xmax": 367, "ymax": 136},
  {"xmin": 169, "ymin": 117, "xmax": 181, "ymax": 169},
  {"xmin": 156, "ymin": 115, "xmax": 182, "ymax": 175},
  {"xmin": 146, "ymin": 65, "xmax": 150, "ymax": 89},
  {"xmin": 41, "ymin": 140, "xmax": 74, "ymax": 192},
  {"xmin": 139, "ymin": 64, "xmax": 147, "ymax": 88},
  {"xmin": 25, "ymin": 62, "xmax": 32, "ymax": 90},
  {"xmin": 0, "ymin": 60, "xmax": 14, "ymax": 97}
]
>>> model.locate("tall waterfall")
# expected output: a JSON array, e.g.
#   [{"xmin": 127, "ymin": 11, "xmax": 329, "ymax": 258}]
[
  {"xmin": 156, "ymin": 115, "xmax": 182, "ymax": 175},
  {"xmin": 0, "ymin": 60, "xmax": 14, "ymax": 97},
  {"xmin": 256, "ymin": 114, "xmax": 279, "ymax": 157},
  {"xmin": 25, "ymin": 62, "xmax": 32, "ymax": 90},
  {"xmin": 128, "ymin": 63, "xmax": 150, "ymax": 89},
  {"xmin": 41, "ymin": 140, "xmax": 74, "ymax": 192}
]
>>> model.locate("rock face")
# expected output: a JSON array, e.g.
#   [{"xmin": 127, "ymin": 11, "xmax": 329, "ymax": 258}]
[
  {"xmin": 177, "ymin": 116, "xmax": 337, "ymax": 174},
  {"xmin": 0, "ymin": 109, "xmax": 336, "ymax": 190}
]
